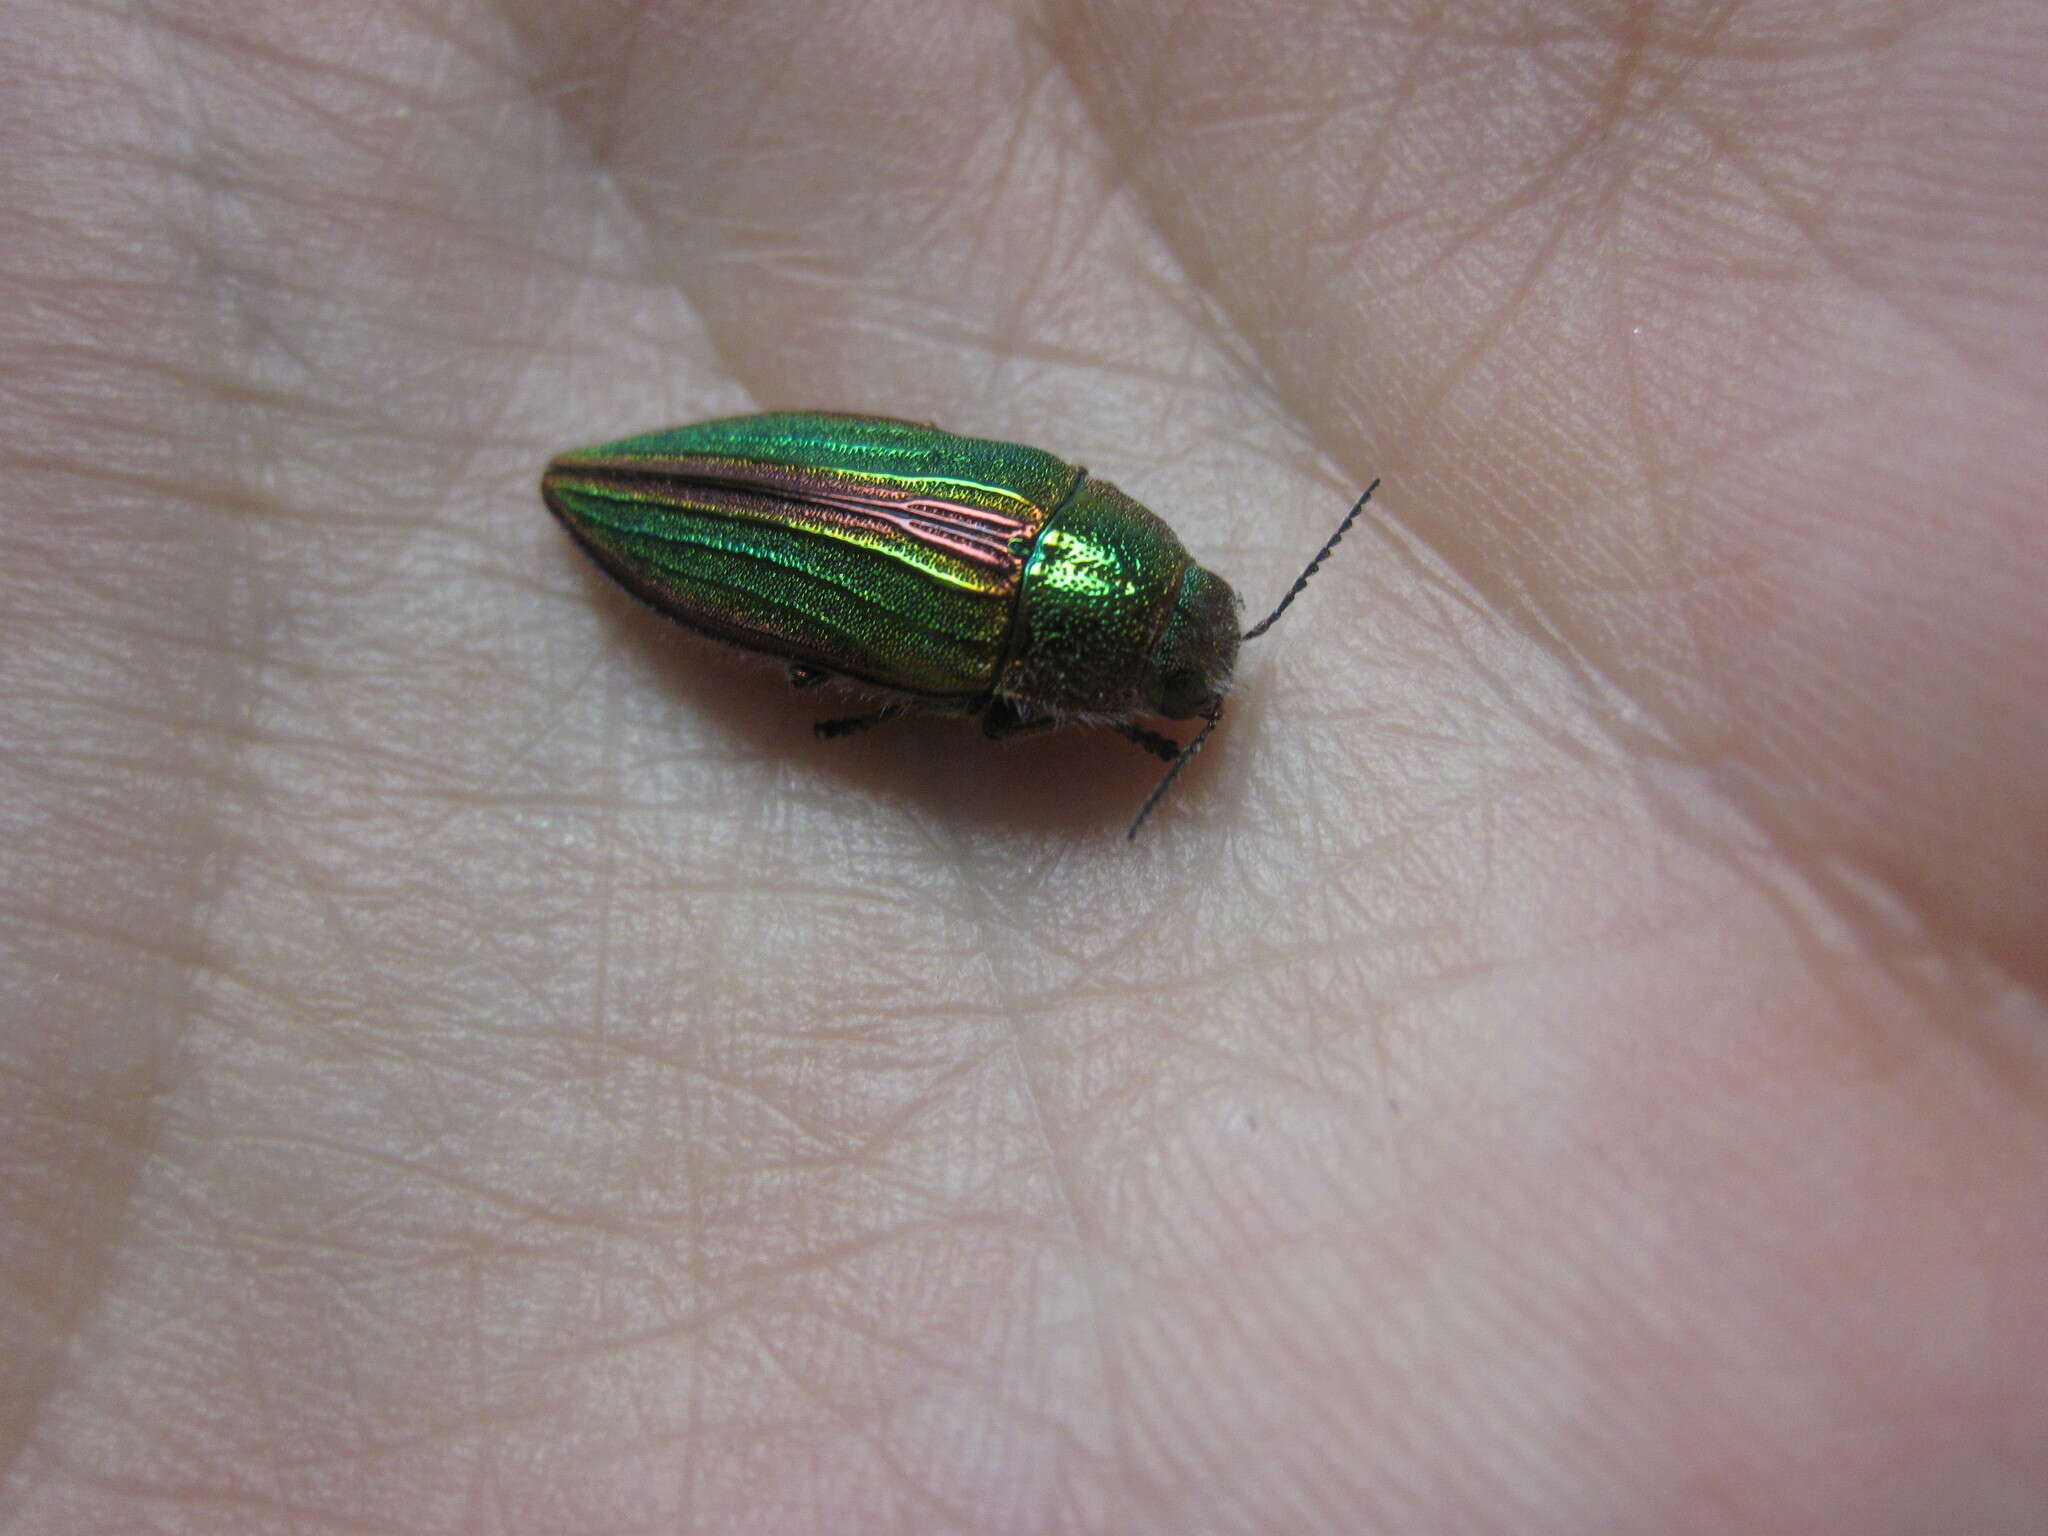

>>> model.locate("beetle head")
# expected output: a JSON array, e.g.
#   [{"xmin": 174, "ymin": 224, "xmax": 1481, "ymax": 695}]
[
  {"xmin": 1125, "ymin": 480, "xmax": 1380, "ymax": 838},
  {"xmin": 1142, "ymin": 563, "xmax": 1241, "ymax": 719}
]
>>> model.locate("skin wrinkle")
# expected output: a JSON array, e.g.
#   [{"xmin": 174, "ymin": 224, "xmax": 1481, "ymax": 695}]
[
  {"xmin": 1675, "ymin": 102, "xmax": 2008, "ymax": 380},
  {"xmin": 0, "ymin": 6, "xmax": 249, "ymax": 1496},
  {"xmin": 1080, "ymin": 3, "xmax": 2043, "ymax": 995},
  {"xmin": 1018, "ymin": 7, "xmax": 1324, "ymax": 472},
  {"xmin": 494, "ymin": 24, "xmax": 777, "ymax": 438},
  {"xmin": 980, "ymin": 74, "xmax": 1104, "ymax": 380},
  {"xmin": 6, "ymin": 1, "xmax": 2047, "ymax": 1531},
  {"xmin": 1602, "ymin": 15, "xmax": 1730, "ymax": 691},
  {"xmin": 938, "ymin": 802, "xmax": 1129, "ymax": 1500}
]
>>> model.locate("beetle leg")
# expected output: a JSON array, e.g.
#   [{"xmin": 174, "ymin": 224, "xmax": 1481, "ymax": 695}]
[
  {"xmin": 1110, "ymin": 723, "xmax": 1183, "ymax": 763},
  {"xmin": 980, "ymin": 698, "xmax": 1058, "ymax": 742},
  {"xmin": 815, "ymin": 703, "xmax": 906, "ymax": 740},
  {"xmin": 787, "ymin": 662, "xmax": 831, "ymax": 690}
]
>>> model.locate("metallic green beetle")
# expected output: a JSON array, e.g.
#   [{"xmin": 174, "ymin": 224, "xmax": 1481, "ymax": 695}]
[{"xmin": 541, "ymin": 411, "xmax": 1374, "ymax": 834}]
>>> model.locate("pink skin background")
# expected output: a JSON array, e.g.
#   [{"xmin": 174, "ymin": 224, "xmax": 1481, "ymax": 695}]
[{"xmin": 3, "ymin": 1, "xmax": 2045, "ymax": 1532}]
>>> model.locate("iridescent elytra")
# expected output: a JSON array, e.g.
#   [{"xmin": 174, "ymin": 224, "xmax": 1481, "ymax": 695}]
[{"xmin": 541, "ymin": 411, "xmax": 1375, "ymax": 835}]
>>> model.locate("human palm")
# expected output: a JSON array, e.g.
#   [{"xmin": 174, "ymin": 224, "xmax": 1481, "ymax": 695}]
[{"xmin": 4, "ymin": 2, "xmax": 2045, "ymax": 1531}]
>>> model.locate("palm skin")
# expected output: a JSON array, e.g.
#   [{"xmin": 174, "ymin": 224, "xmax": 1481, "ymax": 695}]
[{"xmin": 3, "ymin": 1, "xmax": 2045, "ymax": 1532}]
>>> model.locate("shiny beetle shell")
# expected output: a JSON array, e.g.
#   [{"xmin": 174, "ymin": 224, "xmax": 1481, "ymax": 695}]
[{"xmin": 541, "ymin": 412, "xmax": 1242, "ymax": 728}]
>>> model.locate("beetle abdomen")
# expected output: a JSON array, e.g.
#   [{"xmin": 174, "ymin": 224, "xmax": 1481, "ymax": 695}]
[{"xmin": 543, "ymin": 413, "xmax": 1078, "ymax": 700}]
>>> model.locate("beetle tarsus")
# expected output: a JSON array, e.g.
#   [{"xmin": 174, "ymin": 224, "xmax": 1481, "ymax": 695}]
[
  {"xmin": 1111, "ymin": 723, "xmax": 1183, "ymax": 763},
  {"xmin": 1127, "ymin": 707, "xmax": 1224, "ymax": 840},
  {"xmin": 815, "ymin": 704, "xmax": 906, "ymax": 740}
]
